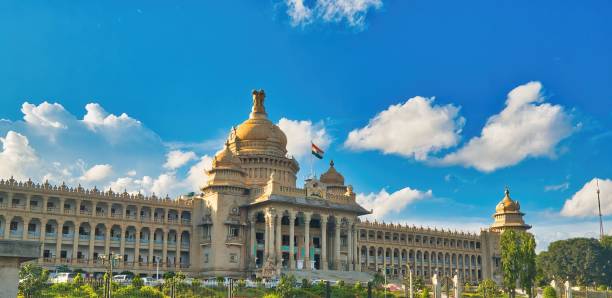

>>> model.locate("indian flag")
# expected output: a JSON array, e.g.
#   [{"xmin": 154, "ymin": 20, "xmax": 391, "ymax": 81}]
[{"xmin": 311, "ymin": 143, "xmax": 324, "ymax": 159}]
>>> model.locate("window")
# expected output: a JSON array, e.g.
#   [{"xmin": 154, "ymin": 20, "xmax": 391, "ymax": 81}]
[
  {"xmin": 229, "ymin": 226, "xmax": 240, "ymax": 238},
  {"xmin": 60, "ymin": 250, "xmax": 67, "ymax": 258},
  {"xmin": 230, "ymin": 253, "xmax": 238, "ymax": 263},
  {"xmin": 204, "ymin": 253, "xmax": 209, "ymax": 263},
  {"xmin": 46, "ymin": 224, "xmax": 54, "ymax": 233},
  {"xmin": 10, "ymin": 221, "xmax": 18, "ymax": 231},
  {"xmin": 43, "ymin": 250, "xmax": 50, "ymax": 258},
  {"xmin": 62, "ymin": 226, "xmax": 70, "ymax": 235},
  {"xmin": 28, "ymin": 223, "xmax": 36, "ymax": 232},
  {"xmin": 31, "ymin": 201, "xmax": 38, "ymax": 207}
]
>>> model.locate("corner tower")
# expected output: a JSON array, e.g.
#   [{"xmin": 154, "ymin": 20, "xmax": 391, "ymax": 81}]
[{"xmin": 490, "ymin": 187, "xmax": 531, "ymax": 232}]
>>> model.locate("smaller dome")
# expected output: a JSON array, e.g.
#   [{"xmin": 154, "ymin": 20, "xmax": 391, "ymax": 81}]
[
  {"xmin": 213, "ymin": 142, "xmax": 242, "ymax": 168},
  {"xmin": 496, "ymin": 187, "xmax": 520, "ymax": 213},
  {"xmin": 320, "ymin": 160, "xmax": 345, "ymax": 185}
]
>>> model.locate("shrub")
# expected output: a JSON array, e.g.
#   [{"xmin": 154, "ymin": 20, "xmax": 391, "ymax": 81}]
[
  {"xmin": 337, "ymin": 280, "xmax": 345, "ymax": 287},
  {"xmin": 163, "ymin": 271, "xmax": 175, "ymax": 279},
  {"xmin": 131, "ymin": 275, "xmax": 143, "ymax": 288},
  {"xmin": 543, "ymin": 286, "xmax": 557, "ymax": 298},
  {"xmin": 139, "ymin": 286, "xmax": 165, "ymax": 298},
  {"xmin": 477, "ymin": 279, "xmax": 499, "ymax": 297},
  {"xmin": 277, "ymin": 275, "xmax": 296, "ymax": 298},
  {"xmin": 72, "ymin": 272, "xmax": 83, "ymax": 285},
  {"xmin": 421, "ymin": 287, "xmax": 430, "ymax": 298},
  {"xmin": 263, "ymin": 294, "xmax": 281, "ymax": 298},
  {"xmin": 301, "ymin": 278, "xmax": 310, "ymax": 288}
]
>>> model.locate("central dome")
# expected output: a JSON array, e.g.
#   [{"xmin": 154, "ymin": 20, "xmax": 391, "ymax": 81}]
[{"xmin": 231, "ymin": 90, "xmax": 288, "ymax": 156}]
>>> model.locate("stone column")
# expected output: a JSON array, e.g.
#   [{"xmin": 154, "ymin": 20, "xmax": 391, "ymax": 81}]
[
  {"xmin": 148, "ymin": 232, "xmax": 154, "ymax": 268},
  {"xmin": 119, "ymin": 225, "xmax": 126, "ymax": 265},
  {"xmin": 250, "ymin": 218, "xmax": 256, "ymax": 268},
  {"xmin": 320, "ymin": 215, "xmax": 328, "ymax": 270},
  {"xmin": 88, "ymin": 224, "xmax": 95, "ymax": 264},
  {"xmin": 276, "ymin": 214, "xmax": 282, "ymax": 267},
  {"xmin": 72, "ymin": 221, "xmax": 80, "ymax": 261},
  {"xmin": 3, "ymin": 218, "xmax": 9, "ymax": 240},
  {"xmin": 347, "ymin": 221, "xmax": 353, "ymax": 271},
  {"xmin": 25, "ymin": 194, "xmax": 31, "ymax": 211},
  {"xmin": 39, "ymin": 224, "xmax": 46, "ymax": 259},
  {"xmin": 176, "ymin": 231, "xmax": 182, "ymax": 269},
  {"xmin": 334, "ymin": 220, "xmax": 341, "ymax": 270},
  {"xmin": 22, "ymin": 217, "xmax": 29, "ymax": 240},
  {"xmin": 355, "ymin": 228, "xmax": 361, "ymax": 272},
  {"xmin": 59, "ymin": 198, "xmax": 65, "ymax": 214},
  {"xmin": 565, "ymin": 280, "xmax": 573, "ymax": 298},
  {"xmin": 303, "ymin": 212, "xmax": 311, "ymax": 270},
  {"xmin": 42, "ymin": 196, "xmax": 48, "ymax": 213},
  {"xmin": 56, "ymin": 221, "xmax": 65, "ymax": 264},
  {"xmin": 263, "ymin": 216, "xmax": 269, "ymax": 260},
  {"xmin": 289, "ymin": 211, "xmax": 296, "ymax": 270},
  {"xmin": 135, "ymin": 228, "xmax": 141, "ymax": 267},
  {"xmin": 160, "ymin": 230, "xmax": 169, "ymax": 267},
  {"xmin": 104, "ymin": 226, "xmax": 111, "ymax": 256},
  {"xmin": 267, "ymin": 211, "xmax": 276, "ymax": 262}
]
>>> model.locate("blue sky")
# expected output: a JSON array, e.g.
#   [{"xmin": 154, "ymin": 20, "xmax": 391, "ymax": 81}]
[{"xmin": 0, "ymin": 1, "xmax": 610, "ymax": 250}]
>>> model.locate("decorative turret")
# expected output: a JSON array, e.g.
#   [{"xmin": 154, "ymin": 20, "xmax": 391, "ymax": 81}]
[
  {"xmin": 490, "ymin": 187, "xmax": 531, "ymax": 232},
  {"xmin": 320, "ymin": 160, "xmax": 345, "ymax": 185},
  {"xmin": 203, "ymin": 141, "xmax": 247, "ymax": 189},
  {"xmin": 321, "ymin": 160, "xmax": 347, "ymax": 195}
]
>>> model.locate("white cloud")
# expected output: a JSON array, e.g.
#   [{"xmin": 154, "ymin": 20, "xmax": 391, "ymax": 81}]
[
  {"xmin": 544, "ymin": 182, "xmax": 569, "ymax": 192},
  {"xmin": 285, "ymin": 0, "xmax": 382, "ymax": 28},
  {"xmin": 441, "ymin": 81, "xmax": 574, "ymax": 172},
  {"xmin": 277, "ymin": 118, "xmax": 331, "ymax": 160},
  {"xmin": 357, "ymin": 187, "xmax": 432, "ymax": 220},
  {"xmin": 163, "ymin": 150, "xmax": 197, "ymax": 170},
  {"xmin": 345, "ymin": 96, "xmax": 464, "ymax": 160},
  {"xmin": 0, "ymin": 131, "xmax": 39, "ymax": 180},
  {"xmin": 21, "ymin": 102, "xmax": 72, "ymax": 129},
  {"xmin": 80, "ymin": 164, "xmax": 113, "ymax": 182},
  {"xmin": 186, "ymin": 155, "xmax": 213, "ymax": 191},
  {"xmin": 561, "ymin": 178, "xmax": 612, "ymax": 217}
]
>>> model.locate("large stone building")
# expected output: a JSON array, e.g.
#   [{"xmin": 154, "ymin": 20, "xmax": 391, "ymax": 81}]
[{"xmin": 0, "ymin": 90, "xmax": 530, "ymax": 283}]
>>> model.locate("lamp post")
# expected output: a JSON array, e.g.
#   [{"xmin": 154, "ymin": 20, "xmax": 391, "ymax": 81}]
[{"xmin": 99, "ymin": 252, "xmax": 122, "ymax": 298}]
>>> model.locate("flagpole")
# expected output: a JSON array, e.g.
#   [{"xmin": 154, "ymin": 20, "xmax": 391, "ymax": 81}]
[{"xmin": 310, "ymin": 141, "xmax": 314, "ymax": 179}]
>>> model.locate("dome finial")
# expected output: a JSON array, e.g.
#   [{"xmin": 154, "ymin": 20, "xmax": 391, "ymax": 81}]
[
  {"xmin": 505, "ymin": 185, "xmax": 510, "ymax": 196},
  {"xmin": 250, "ymin": 89, "xmax": 266, "ymax": 118},
  {"xmin": 330, "ymin": 160, "xmax": 334, "ymax": 167}
]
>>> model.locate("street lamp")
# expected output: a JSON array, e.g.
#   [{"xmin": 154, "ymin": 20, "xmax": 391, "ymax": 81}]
[{"xmin": 99, "ymin": 252, "xmax": 122, "ymax": 298}]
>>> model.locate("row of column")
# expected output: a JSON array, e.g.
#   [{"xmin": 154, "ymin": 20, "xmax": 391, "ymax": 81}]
[{"xmin": 249, "ymin": 209, "xmax": 361, "ymax": 272}]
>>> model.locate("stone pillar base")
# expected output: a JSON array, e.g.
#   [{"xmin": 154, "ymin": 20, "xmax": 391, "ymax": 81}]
[{"xmin": 0, "ymin": 240, "xmax": 41, "ymax": 298}]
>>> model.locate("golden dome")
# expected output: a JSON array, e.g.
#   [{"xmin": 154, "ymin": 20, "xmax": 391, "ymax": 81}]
[
  {"xmin": 495, "ymin": 187, "xmax": 520, "ymax": 213},
  {"xmin": 213, "ymin": 142, "xmax": 242, "ymax": 168},
  {"xmin": 233, "ymin": 90, "xmax": 287, "ymax": 154},
  {"xmin": 320, "ymin": 160, "xmax": 345, "ymax": 185}
]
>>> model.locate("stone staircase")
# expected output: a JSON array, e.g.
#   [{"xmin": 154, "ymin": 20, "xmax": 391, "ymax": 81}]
[{"xmin": 281, "ymin": 269, "xmax": 374, "ymax": 284}]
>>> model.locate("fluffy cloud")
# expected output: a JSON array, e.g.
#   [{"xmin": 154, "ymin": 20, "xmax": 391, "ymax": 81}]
[
  {"xmin": 285, "ymin": 0, "xmax": 382, "ymax": 28},
  {"xmin": 441, "ymin": 82, "xmax": 574, "ymax": 172},
  {"xmin": 345, "ymin": 96, "xmax": 464, "ymax": 160},
  {"xmin": 80, "ymin": 164, "xmax": 113, "ymax": 182},
  {"xmin": 0, "ymin": 131, "xmax": 39, "ymax": 180},
  {"xmin": 561, "ymin": 178, "xmax": 612, "ymax": 217},
  {"xmin": 357, "ymin": 187, "xmax": 432, "ymax": 220},
  {"xmin": 163, "ymin": 150, "xmax": 197, "ymax": 170},
  {"xmin": 186, "ymin": 155, "xmax": 214, "ymax": 191},
  {"xmin": 277, "ymin": 118, "xmax": 331, "ymax": 160},
  {"xmin": 21, "ymin": 102, "xmax": 72, "ymax": 129}
]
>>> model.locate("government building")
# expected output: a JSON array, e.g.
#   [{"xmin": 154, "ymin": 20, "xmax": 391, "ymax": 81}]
[{"xmin": 0, "ymin": 90, "xmax": 530, "ymax": 284}]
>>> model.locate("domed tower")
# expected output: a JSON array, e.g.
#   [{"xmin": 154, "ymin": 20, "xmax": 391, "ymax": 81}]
[
  {"xmin": 203, "ymin": 141, "xmax": 247, "ymax": 189},
  {"xmin": 490, "ymin": 187, "xmax": 531, "ymax": 232},
  {"xmin": 226, "ymin": 90, "xmax": 300, "ymax": 187},
  {"xmin": 320, "ymin": 160, "xmax": 346, "ymax": 194}
]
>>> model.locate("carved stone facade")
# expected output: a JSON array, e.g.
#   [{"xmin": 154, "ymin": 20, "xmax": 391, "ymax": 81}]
[{"xmin": 0, "ymin": 90, "xmax": 529, "ymax": 282}]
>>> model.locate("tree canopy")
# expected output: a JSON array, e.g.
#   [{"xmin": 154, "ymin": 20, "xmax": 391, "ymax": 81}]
[{"xmin": 537, "ymin": 235, "xmax": 611, "ymax": 287}]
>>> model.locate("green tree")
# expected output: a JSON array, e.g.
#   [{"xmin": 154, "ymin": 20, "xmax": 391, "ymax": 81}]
[
  {"xmin": 131, "ymin": 275, "xmax": 144, "ymax": 288},
  {"xmin": 421, "ymin": 287, "xmax": 430, "ymax": 298},
  {"xmin": 501, "ymin": 230, "xmax": 521, "ymax": 298},
  {"xmin": 18, "ymin": 263, "xmax": 49, "ymax": 298},
  {"xmin": 477, "ymin": 279, "xmax": 499, "ymax": 298},
  {"xmin": 537, "ymin": 237, "xmax": 608, "ymax": 286},
  {"xmin": 276, "ymin": 275, "xmax": 297, "ymax": 298},
  {"xmin": 519, "ymin": 232, "xmax": 537, "ymax": 298},
  {"xmin": 371, "ymin": 272, "xmax": 385, "ymax": 288},
  {"xmin": 72, "ymin": 272, "xmax": 83, "ymax": 286},
  {"xmin": 542, "ymin": 286, "xmax": 557, "ymax": 298},
  {"xmin": 163, "ymin": 271, "xmax": 175, "ymax": 280}
]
